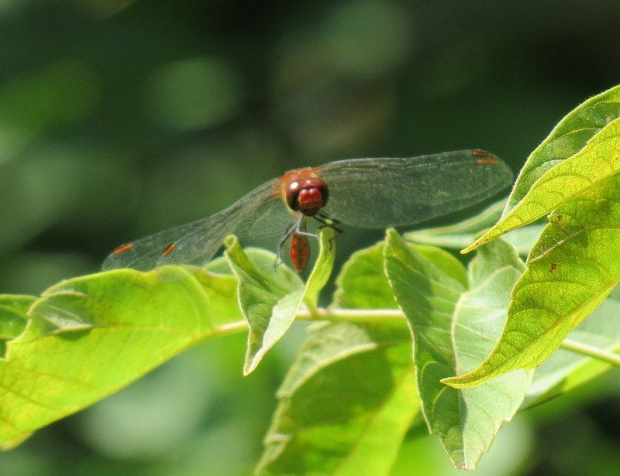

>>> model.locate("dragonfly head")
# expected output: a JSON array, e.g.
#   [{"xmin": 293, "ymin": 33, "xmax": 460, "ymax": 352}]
[{"xmin": 285, "ymin": 176, "xmax": 329, "ymax": 217}]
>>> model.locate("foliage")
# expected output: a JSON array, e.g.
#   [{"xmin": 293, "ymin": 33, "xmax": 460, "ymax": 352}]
[{"xmin": 0, "ymin": 83, "xmax": 619, "ymax": 474}]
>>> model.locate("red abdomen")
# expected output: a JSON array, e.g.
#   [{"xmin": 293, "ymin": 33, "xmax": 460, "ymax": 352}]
[{"xmin": 290, "ymin": 230, "xmax": 310, "ymax": 273}]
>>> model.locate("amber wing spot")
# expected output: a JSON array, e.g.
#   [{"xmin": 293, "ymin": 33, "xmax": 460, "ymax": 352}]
[
  {"xmin": 162, "ymin": 243, "xmax": 177, "ymax": 256},
  {"xmin": 476, "ymin": 157, "xmax": 499, "ymax": 165},
  {"xmin": 472, "ymin": 150, "xmax": 499, "ymax": 165},
  {"xmin": 113, "ymin": 243, "xmax": 133, "ymax": 255}
]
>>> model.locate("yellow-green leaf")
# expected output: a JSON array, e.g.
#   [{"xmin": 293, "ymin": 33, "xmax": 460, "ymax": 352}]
[
  {"xmin": 506, "ymin": 84, "xmax": 620, "ymax": 213},
  {"xmin": 0, "ymin": 266, "xmax": 244, "ymax": 448},
  {"xmin": 224, "ymin": 237, "xmax": 304, "ymax": 375},
  {"xmin": 464, "ymin": 117, "xmax": 620, "ymax": 252},
  {"xmin": 303, "ymin": 226, "xmax": 336, "ymax": 309},
  {"xmin": 445, "ymin": 175, "xmax": 620, "ymax": 388}
]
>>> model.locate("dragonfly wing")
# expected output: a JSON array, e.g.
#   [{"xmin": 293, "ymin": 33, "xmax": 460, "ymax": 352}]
[
  {"xmin": 233, "ymin": 192, "xmax": 293, "ymax": 238},
  {"xmin": 102, "ymin": 222, "xmax": 203, "ymax": 271},
  {"xmin": 156, "ymin": 178, "xmax": 291, "ymax": 268},
  {"xmin": 102, "ymin": 178, "xmax": 287, "ymax": 271},
  {"xmin": 318, "ymin": 150, "xmax": 513, "ymax": 228}
]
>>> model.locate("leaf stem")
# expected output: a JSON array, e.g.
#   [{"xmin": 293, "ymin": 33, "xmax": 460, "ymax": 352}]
[
  {"xmin": 214, "ymin": 311, "xmax": 620, "ymax": 368},
  {"xmin": 212, "ymin": 321, "xmax": 248, "ymax": 336},
  {"xmin": 560, "ymin": 339, "xmax": 620, "ymax": 367},
  {"xmin": 296, "ymin": 307, "xmax": 405, "ymax": 323},
  {"xmin": 301, "ymin": 310, "xmax": 620, "ymax": 367}
]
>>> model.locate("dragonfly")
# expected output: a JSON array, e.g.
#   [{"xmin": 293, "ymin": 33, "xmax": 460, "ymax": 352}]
[{"xmin": 103, "ymin": 150, "xmax": 512, "ymax": 274}]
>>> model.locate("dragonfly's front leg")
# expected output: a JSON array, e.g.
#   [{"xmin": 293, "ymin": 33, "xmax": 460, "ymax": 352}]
[
  {"xmin": 314, "ymin": 212, "xmax": 343, "ymax": 250},
  {"xmin": 276, "ymin": 218, "xmax": 301, "ymax": 269},
  {"xmin": 315, "ymin": 212, "xmax": 343, "ymax": 234}
]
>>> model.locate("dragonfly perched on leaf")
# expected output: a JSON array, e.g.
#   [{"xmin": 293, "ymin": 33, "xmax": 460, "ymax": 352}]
[{"xmin": 103, "ymin": 150, "xmax": 512, "ymax": 274}]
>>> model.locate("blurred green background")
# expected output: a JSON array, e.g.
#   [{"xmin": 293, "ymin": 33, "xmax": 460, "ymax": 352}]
[{"xmin": 1, "ymin": 0, "xmax": 620, "ymax": 474}]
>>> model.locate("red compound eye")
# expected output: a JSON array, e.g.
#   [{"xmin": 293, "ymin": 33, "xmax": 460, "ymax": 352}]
[{"xmin": 285, "ymin": 177, "xmax": 329, "ymax": 216}]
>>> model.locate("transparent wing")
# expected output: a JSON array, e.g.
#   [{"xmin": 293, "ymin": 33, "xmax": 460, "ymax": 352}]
[
  {"xmin": 103, "ymin": 150, "xmax": 512, "ymax": 272},
  {"xmin": 318, "ymin": 150, "xmax": 513, "ymax": 228},
  {"xmin": 102, "ymin": 178, "xmax": 291, "ymax": 271}
]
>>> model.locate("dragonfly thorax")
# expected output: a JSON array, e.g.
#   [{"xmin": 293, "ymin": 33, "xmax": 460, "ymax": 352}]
[{"xmin": 285, "ymin": 177, "xmax": 329, "ymax": 216}]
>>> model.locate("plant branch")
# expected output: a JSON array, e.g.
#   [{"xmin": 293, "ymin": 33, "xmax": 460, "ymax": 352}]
[
  {"xmin": 215, "ymin": 308, "xmax": 620, "ymax": 367},
  {"xmin": 302, "ymin": 309, "xmax": 620, "ymax": 367},
  {"xmin": 560, "ymin": 339, "xmax": 620, "ymax": 367},
  {"xmin": 296, "ymin": 307, "xmax": 405, "ymax": 323}
]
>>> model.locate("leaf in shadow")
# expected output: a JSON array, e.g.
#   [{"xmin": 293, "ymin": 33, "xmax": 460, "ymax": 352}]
[
  {"xmin": 257, "ymin": 241, "xmax": 416, "ymax": 475},
  {"xmin": 385, "ymin": 230, "xmax": 530, "ymax": 469}
]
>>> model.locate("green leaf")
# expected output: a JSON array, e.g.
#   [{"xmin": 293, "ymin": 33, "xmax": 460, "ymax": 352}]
[
  {"xmin": 503, "ymin": 223, "xmax": 546, "ymax": 256},
  {"xmin": 525, "ymin": 285, "xmax": 620, "ymax": 407},
  {"xmin": 257, "ymin": 321, "xmax": 416, "ymax": 476},
  {"xmin": 332, "ymin": 241, "xmax": 398, "ymax": 309},
  {"xmin": 258, "ymin": 243, "xmax": 416, "ymax": 475},
  {"xmin": 0, "ymin": 295, "xmax": 36, "ymax": 351},
  {"xmin": 467, "ymin": 232, "xmax": 526, "ymax": 285},
  {"xmin": 303, "ymin": 226, "xmax": 336, "ymax": 310},
  {"xmin": 405, "ymin": 198, "xmax": 543, "ymax": 256},
  {"xmin": 224, "ymin": 236, "xmax": 304, "ymax": 375},
  {"xmin": 384, "ymin": 230, "xmax": 530, "ymax": 469},
  {"xmin": 0, "ymin": 266, "xmax": 244, "ymax": 449},
  {"xmin": 506, "ymin": 84, "xmax": 620, "ymax": 213},
  {"xmin": 445, "ymin": 175, "xmax": 620, "ymax": 388},
  {"xmin": 225, "ymin": 228, "xmax": 335, "ymax": 375},
  {"xmin": 414, "ymin": 244, "xmax": 469, "ymax": 289},
  {"xmin": 464, "ymin": 116, "xmax": 620, "ymax": 252},
  {"xmin": 405, "ymin": 199, "xmax": 505, "ymax": 250}
]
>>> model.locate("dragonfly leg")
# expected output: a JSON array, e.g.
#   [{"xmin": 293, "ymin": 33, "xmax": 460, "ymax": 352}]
[
  {"xmin": 276, "ymin": 219, "xmax": 300, "ymax": 269},
  {"xmin": 273, "ymin": 255, "xmax": 283, "ymax": 271},
  {"xmin": 293, "ymin": 218, "xmax": 318, "ymax": 239},
  {"xmin": 314, "ymin": 212, "xmax": 343, "ymax": 233},
  {"xmin": 313, "ymin": 212, "xmax": 342, "ymax": 250}
]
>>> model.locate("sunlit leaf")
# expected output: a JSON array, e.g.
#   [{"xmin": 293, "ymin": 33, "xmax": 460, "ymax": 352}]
[
  {"xmin": 506, "ymin": 83, "xmax": 620, "ymax": 213},
  {"xmin": 226, "ymin": 227, "xmax": 335, "ymax": 375},
  {"xmin": 384, "ymin": 231, "xmax": 530, "ymax": 469},
  {"xmin": 303, "ymin": 226, "xmax": 336, "ymax": 309},
  {"xmin": 332, "ymin": 241, "xmax": 397, "ymax": 309},
  {"xmin": 0, "ymin": 295, "xmax": 36, "ymax": 351},
  {"xmin": 224, "ymin": 236, "xmax": 304, "ymax": 375},
  {"xmin": 445, "ymin": 175, "xmax": 620, "ymax": 388},
  {"xmin": 257, "ymin": 242, "xmax": 417, "ymax": 475},
  {"xmin": 0, "ymin": 265, "xmax": 244, "ymax": 449},
  {"xmin": 525, "ymin": 285, "xmax": 620, "ymax": 407},
  {"xmin": 503, "ymin": 223, "xmax": 546, "ymax": 256},
  {"xmin": 464, "ymin": 117, "xmax": 620, "ymax": 252}
]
